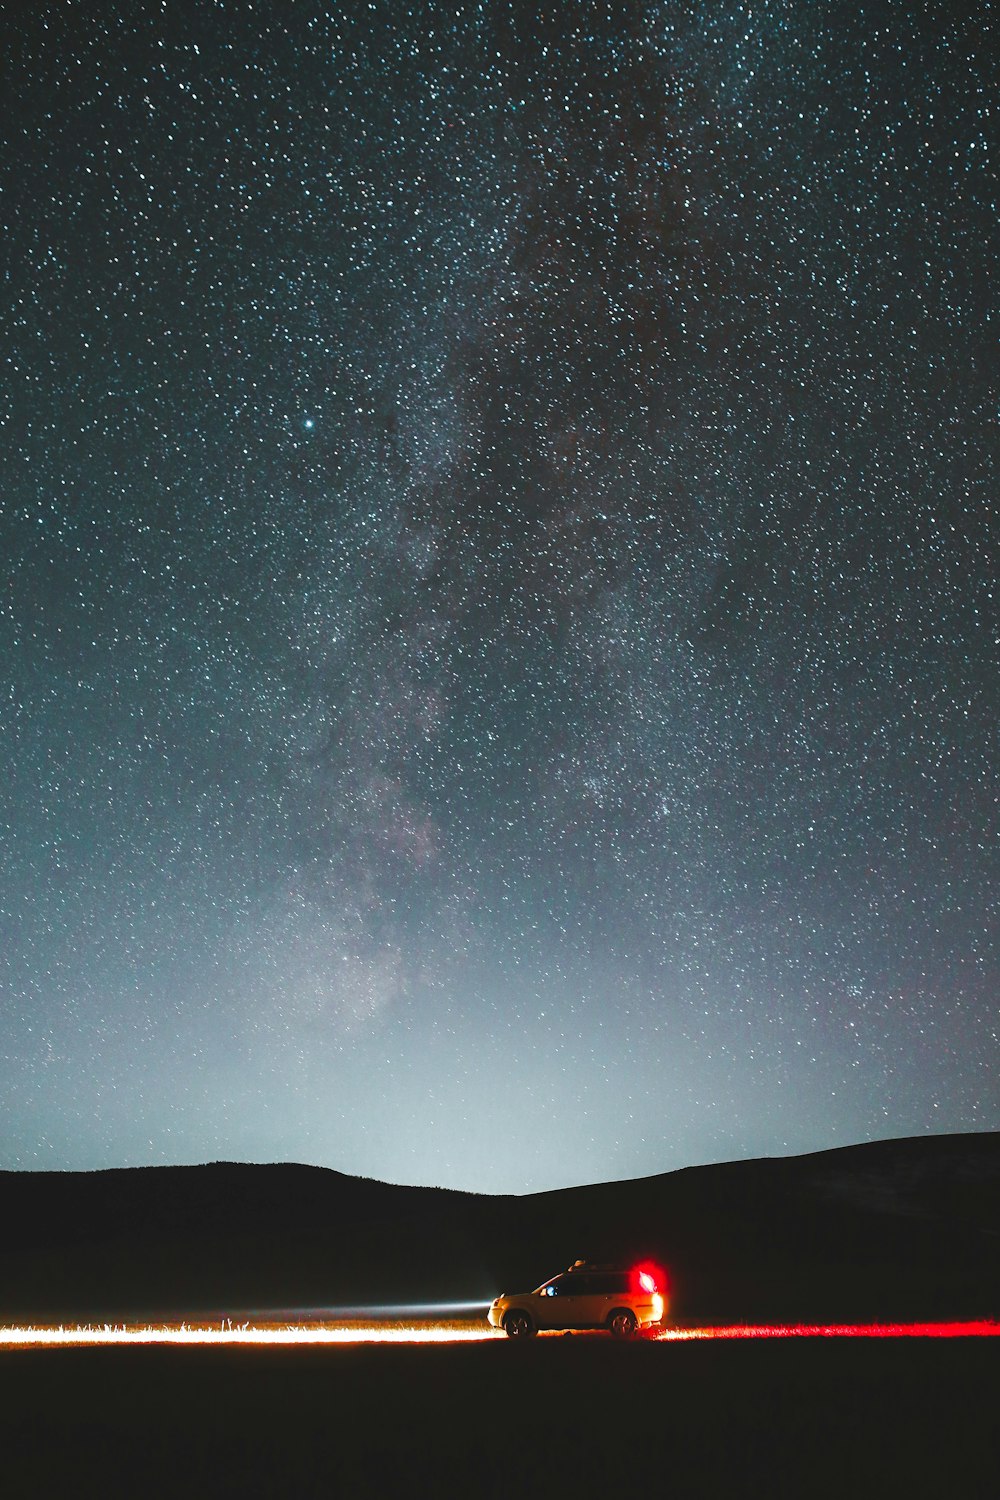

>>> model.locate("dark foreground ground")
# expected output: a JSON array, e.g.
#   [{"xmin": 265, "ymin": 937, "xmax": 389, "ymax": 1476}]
[{"xmin": 2, "ymin": 1336, "xmax": 996, "ymax": 1499}]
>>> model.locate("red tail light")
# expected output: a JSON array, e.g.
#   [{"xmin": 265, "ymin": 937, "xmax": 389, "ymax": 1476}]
[{"xmin": 633, "ymin": 1261, "xmax": 668, "ymax": 1296}]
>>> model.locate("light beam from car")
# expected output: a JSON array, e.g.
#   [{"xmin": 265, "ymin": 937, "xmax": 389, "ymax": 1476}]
[{"xmin": 276, "ymin": 1301, "xmax": 492, "ymax": 1320}]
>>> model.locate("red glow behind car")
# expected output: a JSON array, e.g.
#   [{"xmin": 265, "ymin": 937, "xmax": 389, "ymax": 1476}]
[{"xmin": 632, "ymin": 1261, "xmax": 668, "ymax": 1297}]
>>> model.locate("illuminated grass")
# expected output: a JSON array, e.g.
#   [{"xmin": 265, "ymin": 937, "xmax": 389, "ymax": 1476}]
[
  {"xmin": 0, "ymin": 1319, "xmax": 996, "ymax": 1348},
  {"xmin": 657, "ymin": 1321, "xmax": 1000, "ymax": 1340},
  {"xmin": 0, "ymin": 1319, "xmax": 499, "ymax": 1348}
]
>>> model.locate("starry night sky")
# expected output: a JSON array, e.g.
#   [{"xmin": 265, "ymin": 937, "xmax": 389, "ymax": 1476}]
[{"xmin": 3, "ymin": 1, "xmax": 996, "ymax": 1192}]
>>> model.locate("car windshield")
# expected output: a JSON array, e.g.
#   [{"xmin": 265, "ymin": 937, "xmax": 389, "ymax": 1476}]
[{"xmin": 533, "ymin": 1275, "xmax": 564, "ymax": 1295}]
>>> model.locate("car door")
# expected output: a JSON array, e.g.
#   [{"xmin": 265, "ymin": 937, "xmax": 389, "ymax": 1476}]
[
  {"xmin": 589, "ymin": 1272, "xmax": 620, "ymax": 1326},
  {"xmin": 537, "ymin": 1274, "xmax": 579, "ymax": 1329},
  {"xmin": 569, "ymin": 1274, "xmax": 607, "ymax": 1327}
]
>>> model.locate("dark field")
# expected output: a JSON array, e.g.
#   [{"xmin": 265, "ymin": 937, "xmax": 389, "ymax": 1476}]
[
  {"xmin": 2, "ymin": 1335, "xmax": 996, "ymax": 1498},
  {"xmin": 3, "ymin": 1136, "xmax": 997, "ymax": 1495}
]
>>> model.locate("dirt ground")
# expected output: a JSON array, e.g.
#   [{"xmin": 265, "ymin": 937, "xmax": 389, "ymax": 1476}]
[{"xmin": 1, "ymin": 1335, "xmax": 996, "ymax": 1498}]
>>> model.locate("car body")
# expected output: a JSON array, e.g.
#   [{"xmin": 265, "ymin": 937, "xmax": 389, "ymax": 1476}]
[{"xmin": 488, "ymin": 1260, "xmax": 666, "ymax": 1337}]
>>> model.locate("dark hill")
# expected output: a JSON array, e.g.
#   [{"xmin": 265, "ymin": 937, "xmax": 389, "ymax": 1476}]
[{"xmin": 1, "ymin": 1132, "xmax": 997, "ymax": 1323}]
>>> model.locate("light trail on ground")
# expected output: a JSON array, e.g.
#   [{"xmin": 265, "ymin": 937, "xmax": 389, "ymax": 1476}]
[
  {"xmin": 0, "ymin": 1323, "xmax": 497, "ymax": 1348},
  {"xmin": 657, "ymin": 1322, "xmax": 1000, "ymax": 1340},
  {"xmin": 0, "ymin": 1320, "xmax": 996, "ymax": 1348}
]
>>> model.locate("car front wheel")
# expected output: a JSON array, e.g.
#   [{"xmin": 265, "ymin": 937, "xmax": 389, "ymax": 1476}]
[
  {"xmin": 608, "ymin": 1308, "xmax": 637, "ymax": 1339},
  {"xmin": 504, "ymin": 1309, "xmax": 534, "ymax": 1338}
]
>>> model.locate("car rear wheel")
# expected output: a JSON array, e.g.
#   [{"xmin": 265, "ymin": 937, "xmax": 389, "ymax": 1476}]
[
  {"xmin": 608, "ymin": 1308, "xmax": 637, "ymax": 1339},
  {"xmin": 504, "ymin": 1309, "xmax": 534, "ymax": 1338}
]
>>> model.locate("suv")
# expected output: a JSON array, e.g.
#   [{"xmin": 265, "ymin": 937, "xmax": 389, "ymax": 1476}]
[{"xmin": 488, "ymin": 1260, "xmax": 665, "ymax": 1338}]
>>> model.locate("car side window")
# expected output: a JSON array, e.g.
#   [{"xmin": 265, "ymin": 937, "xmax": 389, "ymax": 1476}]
[{"xmin": 592, "ymin": 1273, "xmax": 627, "ymax": 1295}]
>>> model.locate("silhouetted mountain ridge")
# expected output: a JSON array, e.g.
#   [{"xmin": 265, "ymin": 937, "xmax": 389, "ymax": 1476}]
[{"xmin": 1, "ymin": 1132, "xmax": 997, "ymax": 1323}]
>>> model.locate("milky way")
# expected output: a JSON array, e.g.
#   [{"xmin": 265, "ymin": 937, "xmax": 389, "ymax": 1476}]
[{"xmin": 2, "ymin": 1, "xmax": 996, "ymax": 1190}]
